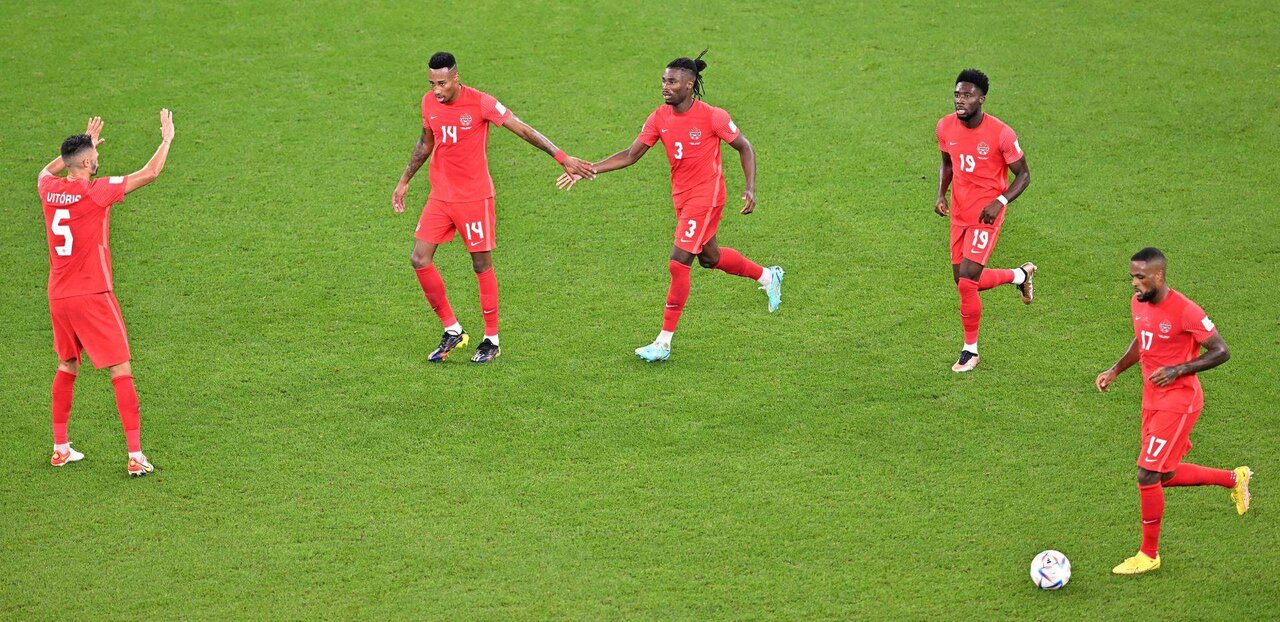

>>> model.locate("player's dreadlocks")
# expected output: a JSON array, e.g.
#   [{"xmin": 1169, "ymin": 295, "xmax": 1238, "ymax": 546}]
[
  {"xmin": 429, "ymin": 51, "xmax": 457, "ymax": 70},
  {"xmin": 956, "ymin": 68, "xmax": 989, "ymax": 95},
  {"xmin": 667, "ymin": 48, "xmax": 709, "ymax": 99}
]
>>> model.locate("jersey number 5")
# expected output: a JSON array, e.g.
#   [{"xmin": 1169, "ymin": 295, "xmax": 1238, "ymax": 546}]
[{"xmin": 51, "ymin": 209, "xmax": 74, "ymax": 256}]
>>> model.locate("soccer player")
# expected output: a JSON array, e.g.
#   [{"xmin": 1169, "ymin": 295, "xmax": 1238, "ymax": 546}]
[
  {"xmin": 392, "ymin": 51, "xmax": 595, "ymax": 363},
  {"xmin": 935, "ymin": 68, "xmax": 1035, "ymax": 372},
  {"xmin": 39, "ymin": 110, "xmax": 174, "ymax": 477},
  {"xmin": 556, "ymin": 51, "xmax": 783, "ymax": 362},
  {"xmin": 1095, "ymin": 247, "xmax": 1252, "ymax": 575}
]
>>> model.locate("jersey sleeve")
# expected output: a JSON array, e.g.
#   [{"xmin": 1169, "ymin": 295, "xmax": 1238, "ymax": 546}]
[
  {"xmin": 999, "ymin": 124, "xmax": 1023, "ymax": 164},
  {"xmin": 1183, "ymin": 301, "xmax": 1217, "ymax": 344},
  {"xmin": 637, "ymin": 110, "xmax": 660, "ymax": 146},
  {"xmin": 712, "ymin": 107, "xmax": 740, "ymax": 143},
  {"xmin": 480, "ymin": 92, "xmax": 512, "ymax": 126},
  {"xmin": 89, "ymin": 176, "xmax": 127, "ymax": 207},
  {"xmin": 936, "ymin": 118, "xmax": 948, "ymax": 152}
]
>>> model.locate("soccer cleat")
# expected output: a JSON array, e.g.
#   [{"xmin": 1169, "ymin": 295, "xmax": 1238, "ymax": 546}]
[
  {"xmin": 760, "ymin": 265, "xmax": 785, "ymax": 312},
  {"xmin": 951, "ymin": 350, "xmax": 979, "ymax": 372},
  {"xmin": 1232, "ymin": 466, "xmax": 1253, "ymax": 515},
  {"xmin": 428, "ymin": 330, "xmax": 469, "ymax": 362},
  {"xmin": 1112, "ymin": 551, "xmax": 1161, "ymax": 575},
  {"xmin": 471, "ymin": 338, "xmax": 500, "ymax": 363},
  {"xmin": 1016, "ymin": 262, "xmax": 1037, "ymax": 305},
  {"xmin": 635, "ymin": 341, "xmax": 671, "ymax": 362},
  {"xmin": 50, "ymin": 445, "xmax": 85, "ymax": 467},
  {"xmin": 127, "ymin": 455, "xmax": 154, "ymax": 477}
]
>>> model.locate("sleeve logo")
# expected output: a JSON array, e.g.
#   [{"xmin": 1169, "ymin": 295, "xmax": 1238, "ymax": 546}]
[
  {"xmin": 494, "ymin": 101, "xmax": 507, "ymax": 115},
  {"xmin": 1202, "ymin": 317, "xmax": 1215, "ymax": 331},
  {"xmin": 728, "ymin": 120, "xmax": 738, "ymax": 133},
  {"xmin": 109, "ymin": 176, "xmax": 125, "ymax": 184},
  {"xmin": 1013, "ymin": 139, "xmax": 1023, "ymax": 154}
]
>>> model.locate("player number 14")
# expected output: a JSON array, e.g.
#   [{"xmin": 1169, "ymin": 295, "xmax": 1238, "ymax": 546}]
[{"xmin": 51, "ymin": 209, "xmax": 74, "ymax": 256}]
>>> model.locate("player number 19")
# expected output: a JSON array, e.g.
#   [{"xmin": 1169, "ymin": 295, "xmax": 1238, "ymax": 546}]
[
  {"xmin": 970, "ymin": 229, "xmax": 990, "ymax": 250},
  {"xmin": 51, "ymin": 209, "xmax": 74, "ymax": 256},
  {"xmin": 959, "ymin": 154, "xmax": 976, "ymax": 172}
]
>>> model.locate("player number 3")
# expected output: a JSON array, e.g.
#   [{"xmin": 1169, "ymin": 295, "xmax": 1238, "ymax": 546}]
[
  {"xmin": 674, "ymin": 142, "xmax": 683, "ymax": 160},
  {"xmin": 51, "ymin": 208, "xmax": 74, "ymax": 256}
]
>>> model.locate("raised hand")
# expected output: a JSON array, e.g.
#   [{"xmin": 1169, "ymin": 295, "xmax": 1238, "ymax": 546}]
[
  {"xmin": 740, "ymin": 189, "xmax": 756, "ymax": 215},
  {"xmin": 392, "ymin": 182, "xmax": 408, "ymax": 213},
  {"xmin": 85, "ymin": 116, "xmax": 105, "ymax": 147},
  {"xmin": 160, "ymin": 109, "xmax": 175, "ymax": 142}
]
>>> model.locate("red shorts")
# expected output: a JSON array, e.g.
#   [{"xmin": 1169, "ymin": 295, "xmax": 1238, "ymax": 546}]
[
  {"xmin": 949, "ymin": 221, "xmax": 1004, "ymax": 265},
  {"xmin": 1137, "ymin": 408, "xmax": 1201, "ymax": 473},
  {"xmin": 415, "ymin": 196, "xmax": 497, "ymax": 251},
  {"xmin": 49, "ymin": 292, "xmax": 132, "ymax": 368},
  {"xmin": 673, "ymin": 192, "xmax": 724, "ymax": 254}
]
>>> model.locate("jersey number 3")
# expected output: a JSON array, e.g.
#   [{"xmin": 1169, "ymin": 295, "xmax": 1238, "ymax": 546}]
[{"xmin": 51, "ymin": 209, "xmax": 74, "ymax": 256}]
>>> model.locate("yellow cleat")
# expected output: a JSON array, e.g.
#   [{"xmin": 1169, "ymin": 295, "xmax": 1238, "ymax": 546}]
[
  {"xmin": 1232, "ymin": 466, "xmax": 1253, "ymax": 515},
  {"xmin": 1112, "ymin": 551, "xmax": 1161, "ymax": 575}
]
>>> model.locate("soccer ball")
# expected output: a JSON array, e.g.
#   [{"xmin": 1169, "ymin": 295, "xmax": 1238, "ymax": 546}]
[{"xmin": 1030, "ymin": 550, "xmax": 1071, "ymax": 590}]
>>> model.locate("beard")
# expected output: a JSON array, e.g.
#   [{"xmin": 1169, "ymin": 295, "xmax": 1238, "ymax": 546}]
[{"xmin": 1135, "ymin": 288, "xmax": 1158, "ymax": 302}]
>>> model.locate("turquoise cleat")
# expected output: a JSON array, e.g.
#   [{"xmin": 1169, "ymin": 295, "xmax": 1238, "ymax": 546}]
[
  {"xmin": 761, "ymin": 265, "xmax": 785, "ymax": 312},
  {"xmin": 634, "ymin": 341, "xmax": 671, "ymax": 362}
]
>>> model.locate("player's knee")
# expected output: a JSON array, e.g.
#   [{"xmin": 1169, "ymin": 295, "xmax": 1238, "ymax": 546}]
[
  {"xmin": 1136, "ymin": 468, "xmax": 1162, "ymax": 486},
  {"xmin": 697, "ymin": 253, "xmax": 719, "ymax": 269},
  {"xmin": 410, "ymin": 252, "xmax": 429, "ymax": 269},
  {"xmin": 57, "ymin": 360, "xmax": 79, "ymax": 375},
  {"xmin": 471, "ymin": 255, "xmax": 492, "ymax": 273},
  {"xmin": 108, "ymin": 361, "xmax": 132, "ymax": 378}
]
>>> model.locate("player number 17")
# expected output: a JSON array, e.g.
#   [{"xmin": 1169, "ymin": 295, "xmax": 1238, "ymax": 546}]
[{"xmin": 1139, "ymin": 330, "xmax": 1154, "ymax": 351}]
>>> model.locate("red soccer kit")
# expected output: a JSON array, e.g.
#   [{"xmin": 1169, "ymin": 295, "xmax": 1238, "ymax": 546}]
[
  {"xmin": 936, "ymin": 113, "xmax": 1023, "ymax": 265},
  {"xmin": 637, "ymin": 100, "xmax": 741, "ymax": 253},
  {"xmin": 1131, "ymin": 289, "xmax": 1218, "ymax": 472},
  {"xmin": 415, "ymin": 85, "xmax": 513, "ymax": 252},
  {"xmin": 39, "ymin": 174, "xmax": 132, "ymax": 367}
]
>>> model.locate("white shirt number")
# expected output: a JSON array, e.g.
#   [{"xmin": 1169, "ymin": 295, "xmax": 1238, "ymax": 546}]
[
  {"xmin": 51, "ymin": 209, "xmax": 73, "ymax": 256},
  {"xmin": 674, "ymin": 142, "xmax": 684, "ymax": 160}
]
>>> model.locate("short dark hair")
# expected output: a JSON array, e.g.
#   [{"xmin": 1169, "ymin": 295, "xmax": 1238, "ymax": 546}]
[
  {"xmin": 956, "ymin": 68, "xmax": 989, "ymax": 95},
  {"xmin": 667, "ymin": 48, "xmax": 709, "ymax": 99},
  {"xmin": 1131, "ymin": 247, "xmax": 1167, "ymax": 265},
  {"xmin": 429, "ymin": 52, "xmax": 456, "ymax": 70},
  {"xmin": 60, "ymin": 134, "xmax": 94, "ymax": 161}
]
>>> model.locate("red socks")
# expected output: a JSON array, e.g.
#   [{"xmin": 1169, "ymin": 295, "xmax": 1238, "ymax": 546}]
[
  {"xmin": 52, "ymin": 370, "xmax": 76, "ymax": 445},
  {"xmin": 1164, "ymin": 463, "xmax": 1236, "ymax": 488},
  {"xmin": 957, "ymin": 278, "xmax": 982, "ymax": 344},
  {"xmin": 111, "ymin": 375, "xmax": 142, "ymax": 453},
  {"xmin": 712, "ymin": 247, "xmax": 764, "ymax": 281},
  {"xmin": 1139, "ymin": 482, "xmax": 1164, "ymax": 558},
  {"xmin": 663, "ymin": 261, "xmax": 692, "ymax": 332},
  {"xmin": 414, "ymin": 264, "xmax": 458, "ymax": 327},
  {"xmin": 476, "ymin": 267, "xmax": 499, "ymax": 337},
  {"xmin": 978, "ymin": 268, "xmax": 1015, "ymax": 291}
]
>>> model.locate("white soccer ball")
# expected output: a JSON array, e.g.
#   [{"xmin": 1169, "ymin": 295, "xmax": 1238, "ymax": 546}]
[{"xmin": 1030, "ymin": 550, "xmax": 1071, "ymax": 590}]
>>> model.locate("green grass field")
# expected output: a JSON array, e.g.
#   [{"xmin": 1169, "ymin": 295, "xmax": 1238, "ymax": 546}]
[{"xmin": 2, "ymin": 1, "xmax": 1277, "ymax": 618}]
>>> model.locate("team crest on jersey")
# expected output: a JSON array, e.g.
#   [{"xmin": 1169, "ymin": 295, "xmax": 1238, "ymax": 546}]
[
  {"xmin": 460, "ymin": 113, "xmax": 473, "ymax": 127},
  {"xmin": 976, "ymin": 142, "xmax": 990, "ymax": 156},
  {"xmin": 1159, "ymin": 320, "xmax": 1172, "ymax": 334},
  {"xmin": 689, "ymin": 128, "xmax": 702, "ymax": 140}
]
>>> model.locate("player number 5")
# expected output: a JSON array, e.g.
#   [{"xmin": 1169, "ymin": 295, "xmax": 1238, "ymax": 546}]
[{"xmin": 51, "ymin": 209, "xmax": 73, "ymax": 256}]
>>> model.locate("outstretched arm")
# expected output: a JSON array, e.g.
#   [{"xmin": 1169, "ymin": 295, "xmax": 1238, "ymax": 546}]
[
  {"xmin": 555, "ymin": 140, "xmax": 651, "ymax": 192},
  {"xmin": 393, "ymin": 127, "xmax": 434, "ymax": 213},
  {"xmin": 728, "ymin": 133, "xmax": 756, "ymax": 214},
  {"xmin": 1149, "ymin": 333, "xmax": 1230, "ymax": 387},
  {"xmin": 124, "ymin": 109, "xmax": 175, "ymax": 193},
  {"xmin": 502, "ymin": 115, "xmax": 595, "ymax": 179},
  {"xmin": 1096, "ymin": 337, "xmax": 1141, "ymax": 392},
  {"xmin": 40, "ymin": 116, "xmax": 105, "ymax": 180}
]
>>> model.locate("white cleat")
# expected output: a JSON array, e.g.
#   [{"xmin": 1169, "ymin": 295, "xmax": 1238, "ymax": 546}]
[
  {"xmin": 128, "ymin": 455, "xmax": 155, "ymax": 477},
  {"xmin": 635, "ymin": 341, "xmax": 671, "ymax": 362},
  {"xmin": 50, "ymin": 445, "xmax": 85, "ymax": 467}
]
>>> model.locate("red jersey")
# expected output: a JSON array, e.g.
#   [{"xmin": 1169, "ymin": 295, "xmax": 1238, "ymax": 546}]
[
  {"xmin": 39, "ymin": 174, "xmax": 127, "ymax": 300},
  {"xmin": 1131, "ymin": 289, "xmax": 1217, "ymax": 412},
  {"xmin": 936, "ymin": 113, "xmax": 1023, "ymax": 226},
  {"xmin": 637, "ymin": 100, "xmax": 740, "ymax": 200},
  {"xmin": 421, "ymin": 85, "xmax": 512, "ymax": 203}
]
